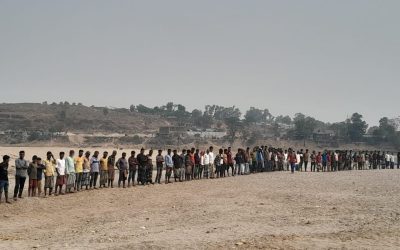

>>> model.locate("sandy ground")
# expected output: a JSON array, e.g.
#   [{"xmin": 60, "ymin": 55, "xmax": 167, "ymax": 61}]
[{"xmin": 1, "ymin": 161, "xmax": 400, "ymax": 250}]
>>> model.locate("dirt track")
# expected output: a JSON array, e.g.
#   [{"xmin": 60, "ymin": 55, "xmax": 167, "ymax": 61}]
[{"xmin": 1, "ymin": 169, "xmax": 400, "ymax": 249}]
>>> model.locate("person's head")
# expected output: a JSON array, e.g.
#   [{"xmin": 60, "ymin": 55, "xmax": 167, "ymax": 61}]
[
  {"xmin": 85, "ymin": 151, "xmax": 91, "ymax": 158},
  {"xmin": 158, "ymin": 149, "xmax": 162, "ymax": 155},
  {"xmin": 219, "ymin": 148, "xmax": 223, "ymax": 155},
  {"xmin": 122, "ymin": 152, "xmax": 126, "ymax": 158},
  {"xmin": 306, "ymin": 149, "xmax": 309, "ymax": 153},
  {"xmin": 206, "ymin": 149, "xmax": 210, "ymax": 154},
  {"xmin": 78, "ymin": 150, "xmax": 84, "ymax": 157},
  {"xmin": 131, "ymin": 151, "xmax": 136, "ymax": 157},
  {"xmin": 32, "ymin": 155, "xmax": 38, "ymax": 163},
  {"xmin": 103, "ymin": 151, "xmax": 108, "ymax": 158},
  {"xmin": 224, "ymin": 149, "xmax": 228, "ymax": 154},
  {"xmin": 173, "ymin": 149, "xmax": 177, "ymax": 155},
  {"xmin": 140, "ymin": 148, "xmax": 145, "ymax": 154},
  {"xmin": 209, "ymin": 146, "xmax": 213, "ymax": 152},
  {"xmin": 246, "ymin": 147, "xmax": 250, "ymax": 152},
  {"xmin": 149, "ymin": 149, "xmax": 153, "ymax": 156},
  {"xmin": 191, "ymin": 148, "xmax": 195, "ymax": 153},
  {"xmin": 195, "ymin": 149, "xmax": 199, "ymax": 153},
  {"xmin": 59, "ymin": 152, "xmax": 65, "ymax": 159},
  {"xmin": 19, "ymin": 150, "xmax": 25, "ymax": 159},
  {"xmin": 167, "ymin": 149, "xmax": 171, "ymax": 155},
  {"xmin": 94, "ymin": 151, "xmax": 99, "ymax": 158},
  {"xmin": 37, "ymin": 157, "xmax": 42, "ymax": 164},
  {"xmin": 47, "ymin": 151, "xmax": 52, "ymax": 160},
  {"xmin": 2, "ymin": 155, "xmax": 10, "ymax": 164},
  {"xmin": 228, "ymin": 147, "xmax": 231, "ymax": 152},
  {"xmin": 182, "ymin": 149, "xmax": 186, "ymax": 154},
  {"xmin": 112, "ymin": 150, "xmax": 117, "ymax": 156},
  {"xmin": 69, "ymin": 150, "xmax": 75, "ymax": 157}
]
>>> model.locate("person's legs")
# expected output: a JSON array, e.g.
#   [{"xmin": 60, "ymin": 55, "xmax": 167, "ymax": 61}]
[
  {"xmin": 156, "ymin": 167, "xmax": 162, "ymax": 183},
  {"xmin": 13, "ymin": 175, "xmax": 21, "ymax": 199},
  {"xmin": 18, "ymin": 177, "xmax": 25, "ymax": 198},
  {"xmin": 128, "ymin": 169, "xmax": 133, "ymax": 186},
  {"xmin": 304, "ymin": 162, "xmax": 308, "ymax": 172},
  {"xmin": 37, "ymin": 180, "xmax": 42, "ymax": 196},
  {"xmin": 94, "ymin": 172, "xmax": 99, "ymax": 188}
]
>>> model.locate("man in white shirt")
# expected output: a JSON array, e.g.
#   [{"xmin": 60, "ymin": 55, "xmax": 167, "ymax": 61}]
[
  {"xmin": 284, "ymin": 150, "xmax": 289, "ymax": 171},
  {"xmin": 55, "ymin": 152, "xmax": 66, "ymax": 195},
  {"xmin": 164, "ymin": 149, "xmax": 173, "ymax": 184},
  {"xmin": 385, "ymin": 152, "xmax": 390, "ymax": 169},
  {"xmin": 203, "ymin": 150, "xmax": 210, "ymax": 179},
  {"xmin": 208, "ymin": 146, "xmax": 215, "ymax": 178}
]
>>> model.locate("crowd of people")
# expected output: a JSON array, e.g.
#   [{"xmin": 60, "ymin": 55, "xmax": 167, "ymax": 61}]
[{"xmin": 0, "ymin": 146, "xmax": 399, "ymax": 204}]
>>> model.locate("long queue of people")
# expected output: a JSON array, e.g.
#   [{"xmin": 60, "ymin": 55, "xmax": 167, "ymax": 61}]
[{"xmin": 0, "ymin": 146, "xmax": 399, "ymax": 204}]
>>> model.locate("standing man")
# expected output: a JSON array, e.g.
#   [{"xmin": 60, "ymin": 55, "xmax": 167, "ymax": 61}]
[
  {"xmin": 128, "ymin": 151, "xmax": 138, "ymax": 187},
  {"xmin": 310, "ymin": 151, "xmax": 316, "ymax": 172},
  {"xmin": 179, "ymin": 149, "xmax": 186, "ymax": 182},
  {"xmin": 55, "ymin": 152, "xmax": 66, "ymax": 195},
  {"xmin": 44, "ymin": 152, "xmax": 56, "ymax": 196},
  {"xmin": 107, "ymin": 151, "xmax": 117, "ymax": 188},
  {"xmin": 209, "ymin": 147, "xmax": 215, "ymax": 179},
  {"xmin": 146, "ymin": 150, "xmax": 154, "ymax": 184},
  {"xmin": 74, "ymin": 150, "xmax": 84, "ymax": 191},
  {"xmin": 288, "ymin": 149, "xmax": 297, "ymax": 173},
  {"xmin": 194, "ymin": 149, "xmax": 201, "ymax": 179},
  {"xmin": 99, "ymin": 151, "xmax": 109, "ymax": 188},
  {"xmin": 0, "ymin": 155, "xmax": 11, "ymax": 204},
  {"xmin": 116, "ymin": 152, "xmax": 128, "ymax": 188},
  {"xmin": 90, "ymin": 151, "xmax": 100, "ymax": 189},
  {"xmin": 27, "ymin": 156, "xmax": 38, "ymax": 197},
  {"xmin": 82, "ymin": 151, "xmax": 91, "ymax": 190},
  {"xmin": 172, "ymin": 149, "xmax": 181, "ymax": 182},
  {"xmin": 185, "ymin": 149, "xmax": 193, "ymax": 181},
  {"xmin": 36, "ymin": 157, "xmax": 45, "ymax": 196},
  {"xmin": 304, "ymin": 149, "xmax": 309, "ymax": 172},
  {"xmin": 137, "ymin": 148, "xmax": 148, "ymax": 185},
  {"xmin": 14, "ymin": 151, "xmax": 29, "ymax": 200},
  {"xmin": 164, "ymin": 149, "xmax": 173, "ymax": 184},
  {"xmin": 397, "ymin": 152, "xmax": 400, "ymax": 169},
  {"xmin": 155, "ymin": 150, "xmax": 164, "ymax": 184},
  {"xmin": 227, "ymin": 147, "xmax": 234, "ymax": 176},
  {"xmin": 244, "ymin": 147, "xmax": 251, "ymax": 174},
  {"xmin": 65, "ymin": 150, "xmax": 76, "ymax": 193}
]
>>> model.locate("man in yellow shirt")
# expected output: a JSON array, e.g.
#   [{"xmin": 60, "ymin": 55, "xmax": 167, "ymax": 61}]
[
  {"xmin": 99, "ymin": 151, "xmax": 108, "ymax": 188},
  {"xmin": 74, "ymin": 150, "xmax": 84, "ymax": 191},
  {"xmin": 43, "ymin": 151, "xmax": 56, "ymax": 196}
]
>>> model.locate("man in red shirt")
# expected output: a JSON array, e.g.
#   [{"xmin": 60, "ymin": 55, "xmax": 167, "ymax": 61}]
[{"xmin": 287, "ymin": 149, "xmax": 297, "ymax": 173}]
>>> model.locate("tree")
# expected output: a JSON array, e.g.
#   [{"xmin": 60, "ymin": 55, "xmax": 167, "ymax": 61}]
[
  {"xmin": 372, "ymin": 117, "xmax": 396, "ymax": 143},
  {"xmin": 224, "ymin": 116, "xmax": 241, "ymax": 144},
  {"xmin": 347, "ymin": 113, "xmax": 368, "ymax": 142},
  {"xmin": 129, "ymin": 105, "xmax": 136, "ymax": 112},
  {"xmin": 275, "ymin": 115, "xmax": 292, "ymax": 125},
  {"xmin": 262, "ymin": 109, "xmax": 274, "ymax": 123},
  {"xmin": 103, "ymin": 107, "xmax": 109, "ymax": 116},
  {"xmin": 244, "ymin": 107, "xmax": 264, "ymax": 123},
  {"xmin": 330, "ymin": 122, "xmax": 348, "ymax": 140},
  {"xmin": 165, "ymin": 102, "xmax": 174, "ymax": 112},
  {"xmin": 136, "ymin": 104, "xmax": 154, "ymax": 114},
  {"xmin": 292, "ymin": 113, "xmax": 317, "ymax": 140},
  {"xmin": 191, "ymin": 109, "xmax": 203, "ymax": 119}
]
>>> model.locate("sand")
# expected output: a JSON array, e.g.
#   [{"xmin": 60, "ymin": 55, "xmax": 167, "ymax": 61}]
[{"xmin": 1, "ymin": 153, "xmax": 400, "ymax": 250}]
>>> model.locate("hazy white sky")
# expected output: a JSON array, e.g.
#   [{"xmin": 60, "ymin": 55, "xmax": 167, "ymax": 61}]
[{"xmin": 0, "ymin": 0, "xmax": 399, "ymax": 126}]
